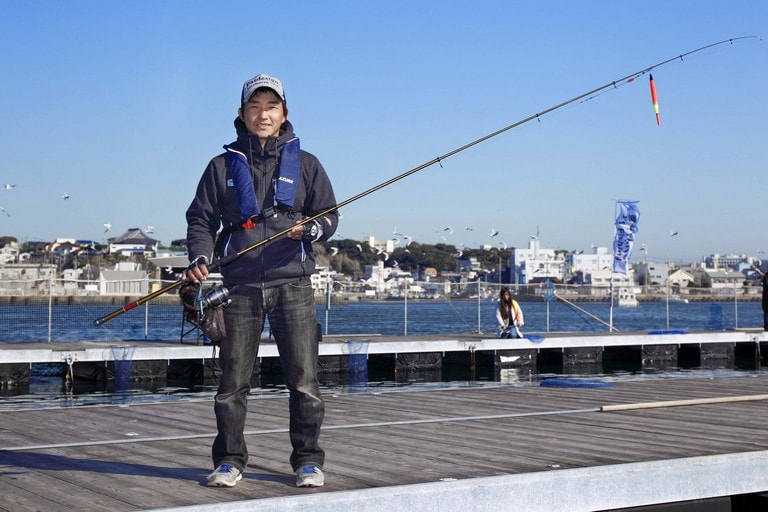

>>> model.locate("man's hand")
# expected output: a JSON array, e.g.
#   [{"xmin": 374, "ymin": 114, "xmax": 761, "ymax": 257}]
[
  {"xmin": 184, "ymin": 257, "xmax": 209, "ymax": 283},
  {"xmin": 287, "ymin": 220, "xmax": 323, "ymax": 242},
  {"xmin": 287, "ymin": 222, "xmax": 305, "ymax": 241}
]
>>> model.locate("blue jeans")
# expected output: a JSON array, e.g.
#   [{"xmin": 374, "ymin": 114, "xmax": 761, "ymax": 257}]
[{"xmin": 212, "ymin": 278, "xmax": 325, "ymax": 472}]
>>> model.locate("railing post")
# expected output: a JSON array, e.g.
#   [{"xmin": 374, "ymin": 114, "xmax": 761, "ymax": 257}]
[
  {"xmin": 144, "ymin": 275, "xmax": 150, "ymax": 340},
  {"xmin": 477, "ymin": 281, "xmax": 481, "ymax": 334},
  {"xmin": 403, "ymin": 280, "xmax": 408, "ymax": 336},
  {"xmin": 48, "ymin": 273, "xmax": 53, "ymax": 343}
]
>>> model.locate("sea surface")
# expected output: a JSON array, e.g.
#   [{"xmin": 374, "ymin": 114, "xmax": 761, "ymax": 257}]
[
  {"xmin": 0, "ymin": 298, "xmax": 762, "ymax": 342},
  {"xmin": 1, "ymin": 299, "xmax": 765, "ymax": 409}
]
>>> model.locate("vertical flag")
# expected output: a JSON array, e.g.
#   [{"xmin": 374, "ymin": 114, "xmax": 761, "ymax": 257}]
[
  {"xmin": 613, "ymin": 201, "xmax": 640, "ymax": 274},
  {"xmin": 649, "ymin": 74, "xmax": 661, "ymax": 126}
]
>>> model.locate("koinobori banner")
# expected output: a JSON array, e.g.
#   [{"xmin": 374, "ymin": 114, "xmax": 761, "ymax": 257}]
[{"xmin": 613, "ymin": 201, "xmax": 640, "ymax": 274}]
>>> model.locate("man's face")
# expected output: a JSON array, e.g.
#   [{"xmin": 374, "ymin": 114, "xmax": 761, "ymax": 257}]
[{"xmin": 238, "ymin": 90, "xmax": 286, "ymax": 144}]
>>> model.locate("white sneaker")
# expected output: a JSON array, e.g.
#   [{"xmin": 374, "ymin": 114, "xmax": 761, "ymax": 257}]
[
  {"xmin": 207, "ymin": 464, "xmax": 242, "ymax": 487},
  {"xmin": 295, "ymin": 465, "xmax": 324, "ymax": 487}
]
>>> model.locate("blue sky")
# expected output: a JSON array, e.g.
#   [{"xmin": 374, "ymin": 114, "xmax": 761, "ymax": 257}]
[{"xmin": 0, "ymin": 1, "xmax": 765, "ymax": 263}]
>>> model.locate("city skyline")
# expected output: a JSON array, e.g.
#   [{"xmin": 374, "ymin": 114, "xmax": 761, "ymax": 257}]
[{"xmin": 2, "ymin": 225, "xmax": 761, "ymax": 268}]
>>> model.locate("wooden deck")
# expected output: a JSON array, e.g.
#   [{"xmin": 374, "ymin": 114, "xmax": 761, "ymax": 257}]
[{"xmin": 3, "ymin": 374, "xmax": 768, "ymax": 511}]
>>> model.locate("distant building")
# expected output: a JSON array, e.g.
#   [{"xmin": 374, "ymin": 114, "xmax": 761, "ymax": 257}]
[
  {"xmin": 365, "ymin": 236, "xmax": 394, "ymax": 255},
  {"xmin": 704, "ymin": 270, "xmax": 747, "ymax": 292},
  {"xmin": 635, "ymin": 261, "xmax": 669, "ymax": 286},
  {"xmin": 0, "ymin": 263, "xmax": 56, "ymax": 294},
  {"xmin": 703, "ymin": 253, "xmax": 754, "ymax": 270},
  {"xmin": 668, "ymin": 268, "xmax": 696, "ymax": 289},
  {"xmin": 108, "ymin": 228, "xmax": 159, "ymax": 257},
  {"xmin": 99, "ymin": 269, "xmax": 148, "ymax": 295},
  {"xmin": 512, "ymin": 237, "xmax": 565, "ymax": 284}
]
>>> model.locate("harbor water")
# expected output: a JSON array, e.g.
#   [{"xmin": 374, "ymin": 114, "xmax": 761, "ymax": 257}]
[
  {"xmin": 0, "ymin": 298, "xmax": 762, "ymax": 342},
  {"xmin": 1, "ymin": 300, "xmax": 765, "ymax": 409}
]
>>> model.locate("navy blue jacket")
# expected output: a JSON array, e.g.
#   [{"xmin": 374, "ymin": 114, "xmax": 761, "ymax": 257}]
[{"xmin": 186, "ymin": 118, "xmax": 338, "ymax": 287}]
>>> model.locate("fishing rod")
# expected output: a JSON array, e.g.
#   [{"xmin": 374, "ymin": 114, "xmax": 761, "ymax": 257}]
[{"xmin": 94, "ymin": 36, "xmax": 759, "ymax": 327}]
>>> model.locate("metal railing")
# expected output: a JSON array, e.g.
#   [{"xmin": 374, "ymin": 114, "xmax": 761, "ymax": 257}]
[{"xmin": 0, "ymin": 278, "xmax": 762, "ymax": 343}]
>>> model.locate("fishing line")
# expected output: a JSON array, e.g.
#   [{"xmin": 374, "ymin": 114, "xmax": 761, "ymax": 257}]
[{"xmin": 94, "ymin": 36, "xmax": 760, "ymax": 327}]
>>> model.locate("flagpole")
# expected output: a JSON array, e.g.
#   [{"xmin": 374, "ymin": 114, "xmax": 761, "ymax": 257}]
[{"xmin": 609, "ymin": 200, "xmax": 617, "ymax": 332}]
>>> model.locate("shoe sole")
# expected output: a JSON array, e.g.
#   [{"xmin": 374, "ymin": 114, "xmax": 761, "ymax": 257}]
[
  {"xmin": 297, "ymin": 476, "xmax": 324, "ymax": 487},
  {"xmin": 207, "ymin": 474, "xmax": 242, "ymax": 487},
  {"xmin": 297, "ymin": 481, "xmax": 324, "ymax": 487}
]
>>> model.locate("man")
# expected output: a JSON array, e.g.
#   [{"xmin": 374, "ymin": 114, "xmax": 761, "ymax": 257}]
[{"xmin": 184, "ymin": 73, "xmax": 338, "ymax": 488}]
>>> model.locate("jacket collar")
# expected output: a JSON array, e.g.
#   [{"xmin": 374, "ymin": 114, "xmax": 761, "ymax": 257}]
[{"xmin": 233, "ymin": 117, "xmax": 295, "ymax": 157}]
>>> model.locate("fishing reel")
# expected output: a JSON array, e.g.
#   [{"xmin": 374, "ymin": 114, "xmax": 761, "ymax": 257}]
[
  {"xmin": 196, "ymin": 285, "xmax": 231, "ymax": 311},
  {"xmin": 179, "ymin": 282, "xmax": 231, "ymax": 343},
  {"xmin": 180, "ymin": 282, "xmax": 231, "ymax": 317}
]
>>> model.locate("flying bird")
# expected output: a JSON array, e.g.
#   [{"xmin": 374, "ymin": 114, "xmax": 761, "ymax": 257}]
[
  {"xmin": 355, "ymin": 244, "xmax": 363, "ymax": 253},
  {"xmin": 443, "ymin": 226, "xmax": 453, "ymax": 235},
  {"xmin": 0, "ymin": 206, "xmax": 10, "ymax": 217},
  {"xmin": 146, "ymin": 225, "xmax": 155, "ymax": 234},
  {"xmin": 670, "ymin": 230, "xmax": 678, "ymax": 237},
  {"xmin": 489, "ymin": 228, "xmax": 499, "ymax": 238},
  {"xmin": 3, "ymin": 184, "xmax": 15, "ymax": 190},
  {"xmin": 103, "ymin": 223, "xmax": 112, "ymax": 232},
  {"xmin": 330, "ymin": 247, "xmax": 339, "ymax": 256},
  {"xmin": 62, "ymin": 192, "xmax": 70, "ymax": 200}
]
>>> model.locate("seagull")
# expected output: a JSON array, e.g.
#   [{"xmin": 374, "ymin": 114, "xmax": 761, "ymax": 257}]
[
  {"xmin": 464, "ymin": 226, "xmax": 473, "ymax": 231},
  {"xmin": 355, "ymin": 244, "xmax": 363, "ymax": 253},
  {"xmin": 490, "ymin": 228, "xmax": 499, "ymax": 238},
  {"xmin": 670, "ymin": 230, "xmax": 679, "ymax": 237},
  {"xmin": 330, "ymin": 247, "xmax": 339, "ymax": 256},
  {"xmin": 3, "ymin": 184, "xmax": 15, "ymax": 190},
  {"xmin": 0, "ymin": 206, "xmax": 10, "ymax": 217},
  {"xmin": 443, "ymin": 226, "xmax": 453, "ymax": 235},
  {"xmin": 499, "ymin": 241, "xmax": 508, "ymax": 250},
  {"xmin": 380, "ymin": 251, "xmax": 389, "ymax": 261},
  {"xmin": 146, "ymin": 225, "xmax": 155, "ymax": 234},
  {"xmin": 453, "ymin": 250, "xmax": 463, "ymax": 258},
  {"xmin": 103, "ymin": 223, "xmax": 112, "ymax": 232},
  {"xmin": 62, "ymin": 192, "xmax": 70, "ymax": 200},
  {"xmin": 404, "ymin": 235, "xmax": 413, "ymax": 247}
]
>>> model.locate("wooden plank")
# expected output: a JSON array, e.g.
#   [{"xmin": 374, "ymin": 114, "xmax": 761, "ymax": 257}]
[{"xmin": 3, "ymin": 375, "xmax": 768, "ymax": 511}]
